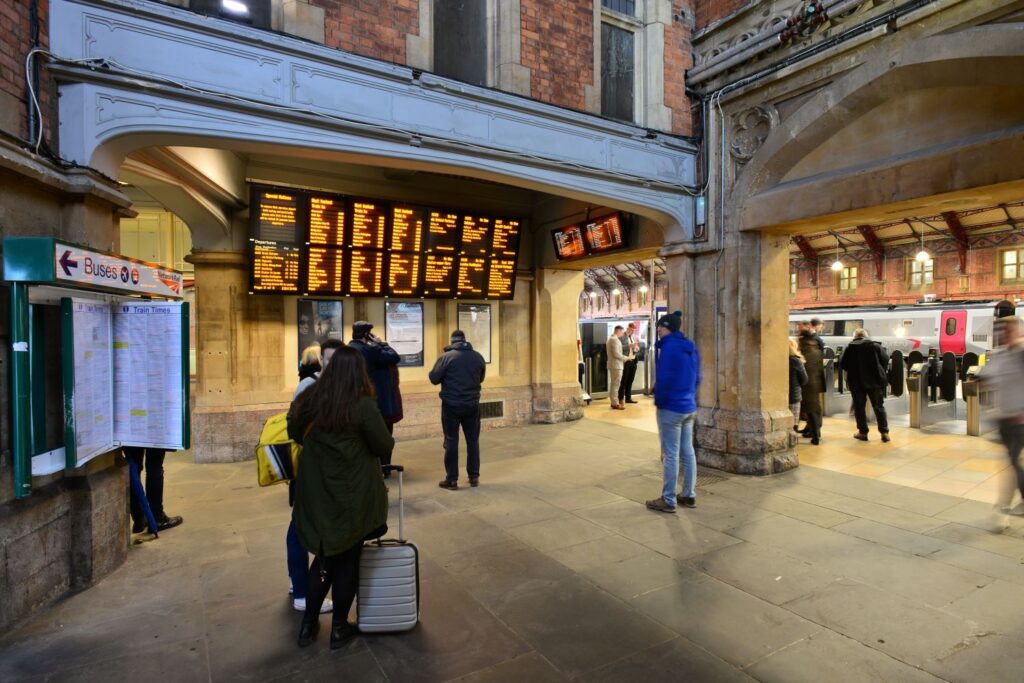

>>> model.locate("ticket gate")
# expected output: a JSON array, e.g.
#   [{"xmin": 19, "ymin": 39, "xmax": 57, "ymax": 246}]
[
  {"xmin": 962, "ymin": 366, "xmax": 996, "ymax": 436},
  {"xmin": 907, "ymin": 362, "xmax": 958, "ymax": 429}
]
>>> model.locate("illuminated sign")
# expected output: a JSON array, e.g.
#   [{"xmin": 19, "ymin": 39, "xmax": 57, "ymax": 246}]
[
  {"xmin": 552, "ymin": 212, "xmax": 628, "ymax": 260},
  {"xmin": 248, "ymin": 185, "xmax": 522, "ymax": 299}
]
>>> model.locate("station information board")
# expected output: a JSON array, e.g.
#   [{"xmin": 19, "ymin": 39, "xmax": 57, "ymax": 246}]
[
  {"xmin": 249, "ymin": 184, "xmax": 522, "ymax": 299},
  {"xmin": 551, "ymin": 212, "xmax": 628, "ymax": 260}
]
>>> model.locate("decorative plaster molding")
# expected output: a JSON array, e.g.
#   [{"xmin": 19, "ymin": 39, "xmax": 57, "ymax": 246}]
[{"xmin": 730, "ymin": 105, "xmax": 779, "ymax": 164}]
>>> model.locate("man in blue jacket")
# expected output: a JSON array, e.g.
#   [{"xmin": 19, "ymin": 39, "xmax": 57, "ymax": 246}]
[{"xmin": 646, "ymin": 310, "xmax": 702, "ymax": 513}]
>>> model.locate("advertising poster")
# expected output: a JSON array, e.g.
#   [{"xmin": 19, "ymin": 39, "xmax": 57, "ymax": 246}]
[
  {"xmin": 385, "ymin": 302, "xmax": 424, "ymax": 367},
  {"xmin": 298, "ymin": 299, "xmax": 343, "ymax": 364},
  {"xmin": 458, "ymin": 304, "xmax": 492, "ymax": 364}
]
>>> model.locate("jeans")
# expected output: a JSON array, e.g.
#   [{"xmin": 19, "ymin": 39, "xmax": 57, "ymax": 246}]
[
  {"xmin": 619, "ymin": 360, "xmax": 638, "ymax": 402},
  {"xmin": 303, "ymin": 542, "xmax": 362, "ymax": 627},
  {"xmin": 608, "ymin": 367, "xmax": 623, "ymax": 406},
  {"xmin": 442, "ymin": 402, "xmax": 481, "ymax": 483},
  {"xmin": 657, "ymin": 408, "xmax": 697, "ymax": 505},
  {"xmin": 286, "ymin": 518, "xmax": 308, "ymax": 600},
  {"xmin": 998, "ymin": 421, "xmax": 1024, "ymax": 504},
  {"xmin": 852, "ymin": 388, "xmax": 889, "ymax": 434},
  {"xmin": 125, "ymin": 447, "xmax": 167, "ymax": 523},
  {"xmin": 789, "ymin": 403, "xmax": 801, "ymax": 428}
]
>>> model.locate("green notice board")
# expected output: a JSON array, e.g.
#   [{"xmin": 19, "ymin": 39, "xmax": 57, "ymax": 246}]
[{"xmin": 62, "ymin": 298, "xmax": 191, "ymax": 469}]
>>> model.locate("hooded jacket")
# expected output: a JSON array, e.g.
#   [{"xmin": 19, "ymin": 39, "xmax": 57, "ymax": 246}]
[
  {"xmin": 429, "ymin": 340, "xmax": 487, "ymax": 407},
  {"xmin": 654, "ymin": 331, "xmax": 701, "ymax": 414},
  {"xmin": 840, "ymin": 337, "xmax": 889, "ymax": 391},
  {"xmin": 349, "ymin": 338, "xmax": 402, "ymax": 422}
]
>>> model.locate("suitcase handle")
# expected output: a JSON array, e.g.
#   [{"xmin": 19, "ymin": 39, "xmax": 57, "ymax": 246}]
[
  {"xmin": 379, "ymin": 464, "xmax": 405, "ymax": 542},
  {"xmin": 382, "ymin": 465, "xmax": 404, "ymax": 474}
]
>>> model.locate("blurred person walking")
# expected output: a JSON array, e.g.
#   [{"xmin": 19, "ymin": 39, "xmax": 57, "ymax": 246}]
[
  {"xmin": 980, "ymin": 317, "xmax": 1024, "ymax": 516},
  {"xmin": 798, "ymin": 326, "xmax": 825, "ymax": 445}
]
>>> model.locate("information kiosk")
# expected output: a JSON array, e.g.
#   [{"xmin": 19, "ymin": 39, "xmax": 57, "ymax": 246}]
[{"xmin": 4, "ymin": 237, "xmax": 190, "ymax": 499}]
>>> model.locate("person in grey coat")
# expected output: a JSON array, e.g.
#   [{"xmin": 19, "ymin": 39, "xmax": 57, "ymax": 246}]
[{"xmin": 606, "ymin": 326, "xmax": 632, "ymax": 410}]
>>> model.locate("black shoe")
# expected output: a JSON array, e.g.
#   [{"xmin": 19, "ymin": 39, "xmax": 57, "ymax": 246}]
[
  {"xmin": 156, "ymin": 515, "xmax": 183, "ymax": 531},
  {"xmin": 468, "ymin": 477, "xmax": 479, "ymax": 487},
  {"xmin": 853, "ymin": 433, "xmax": 868, "ymax": 442},
  {"xmin": 881, "ymin": 433, "xmax": 891, "ymax": 443},
  {"xmin": 676, "ymin": 495, "xmax": 696, "ymax": 508},
  {"xmin": 297, "ymin": 620, "xmax": 319, "ymax": 647},
  {"xmin": 625, "ymin": 399, "xmax": 639, "ymax": 404},
  {"xmin": 330, "ymin": 622, "xmax": 359, "ymax": 650},
  {"xmin": 811, "ymin": 438, "xmax": 820, "ymax": 446},
  {"xmin": 438, "ymin": 480, "xmax": 458, "ymax": 490},
  {"xmin": 131, "ymin": 520, "xmax": 147, "ymax": 534}
]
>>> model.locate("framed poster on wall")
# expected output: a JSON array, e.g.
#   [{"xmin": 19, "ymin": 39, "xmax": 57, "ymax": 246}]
[
  {"xmin": 297, "ymin": 299, "xmax": 343, "ymax": 365},
  {"xmin": 385, "ymin": 301, "xmax": 424, "ymax": 367},
  {"xmin": 457, "ymin": 303, "xmax": 492, "ymax": 364}
]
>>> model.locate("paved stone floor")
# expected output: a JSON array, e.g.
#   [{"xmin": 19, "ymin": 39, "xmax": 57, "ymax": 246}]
[{"xmin": 2, "ymin": 415, "xmax": 1024, "ymax": 682}]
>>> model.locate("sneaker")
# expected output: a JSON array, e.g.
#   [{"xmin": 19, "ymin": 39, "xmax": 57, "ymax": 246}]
[
  {"xmin": 1004, "ymin": 502, "xmax": 1024, "ymax": 516},
  {"xmin": 645, "ymin": 498, "xmax": 676, "ymax": 513},
  {"xmin": 853, "ymin": 433, "xmax": 868, "ymax": 442},
  {"xmin": 881, "ymin": 433, "xmax": 891, "ymax": 443},
  {"xmin": 438, "ymin": 480, "xmax": 458, "ymax": 490},
  {"xmin": 294, "ymin": 598, "xmax": 334, "ymax": 613},
  {"xmin": 468, "ymin": 477, "xmax": 479, "ymax": 487},
  {"xmin": 676, "ymin": 495, "xmax": 696, "ymax": 508}
]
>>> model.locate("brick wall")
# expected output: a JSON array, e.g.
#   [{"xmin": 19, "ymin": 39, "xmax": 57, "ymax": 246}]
[
  {"xmin": 695, "ymin": 0, "xmax": 752, "ymax": 30},
  {"xmin": 311, "ymin": 0, "xmax": 420, "ymax": 64},
  {"xmin": 520, "ymin": 0, "xmax": 594, "ymax": 111},
  {"xmin": 790, "ymin": 238, "xmax": 1024, "ymax": 309},
  {"xmin": 666, "ymin": 1, "xmax": 694, "ymax": 135}
]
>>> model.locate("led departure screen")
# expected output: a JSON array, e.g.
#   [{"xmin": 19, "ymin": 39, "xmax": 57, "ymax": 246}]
[
  {"xmin": 249, "ymin": 184, "xmax": 522, "ymax": 298},
  {"xmin": 552, "ymin": 212, "xmax": 628, "ymax": 260},
  {"xmin": 552, "ymin": 224, "xmax": 587, "ymax": 260}
]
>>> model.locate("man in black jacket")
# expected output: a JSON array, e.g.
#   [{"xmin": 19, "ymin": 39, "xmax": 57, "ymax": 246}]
[
  {"xmin": 840, "ymin": 328, "xmax": 891, "ymax": 443},
  {"xmin": 429, "ymin": 330, "xmax": 487, "ymax": 490}
]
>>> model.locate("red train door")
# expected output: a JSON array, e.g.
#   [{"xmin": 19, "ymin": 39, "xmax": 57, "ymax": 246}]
[{"xmin": 940, "ymin": 310, "xmax": 967, "ymax": 355}]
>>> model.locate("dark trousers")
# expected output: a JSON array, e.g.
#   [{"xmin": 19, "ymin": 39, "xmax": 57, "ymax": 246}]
[
  {"xmin": 803, "ymin": 409, "xmax": 822, "ymax": 441},
  {"xmin": 286, "ymin": 519, "xmax": 308, "ymax": 600},
  {"xmin": 998, "ymin": 421, "xmax": 1024, "ymax": 501},
  {"xmin": 125, "ymin": 447, "xmax": 167, "ymax": 522},
  {"xmin": 442, "ymin": 402, "xmax": 481, "ymax": 483},
  {"xmin": 381, "ymin": 422, "xmax": 394, "ymax": 475},
  {"xmin": 852, "ymin": 388, "xmax": 889, "ymax": 434},
  {"xmin": 303, "ymin": 543, "xmax": 362, "ymax": 627},
  {"xmin": 619, "ymin": 360, "xmax": 638, "ymax": 402}
]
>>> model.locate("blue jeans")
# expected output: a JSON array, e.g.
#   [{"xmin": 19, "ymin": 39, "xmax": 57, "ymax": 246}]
[
  {"xmin": 286, "ymin": 518, "xmax": 308, "ymax": 600},
  {"xmin": 657, "ymin": 408, "xmax": 697, "ymax": 505}
]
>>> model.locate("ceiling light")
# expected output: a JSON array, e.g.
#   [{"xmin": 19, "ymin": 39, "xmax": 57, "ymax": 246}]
[
  {"xmin": 639, "ymin": 284, "xmax": 649, "ymax": 293},
  {"xmin": 831, "ymin": 259, "xmax": 844, "ymax": 271},
  {"xmin": 916, "ymin": 249, "xmax": 930, "ymax": 262},
  {"xmin": 588, "ymin": 291, "xmax": 597, "ymax": 298},
  {"xmin": 221, "ymin": 0, "xmax": 249, "ymax": 15},
  {"xmin": 611, "ymin": 288, "xmax": 621, "ymax": 296}
]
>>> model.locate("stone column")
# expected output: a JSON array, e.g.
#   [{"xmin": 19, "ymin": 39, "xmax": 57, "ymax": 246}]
[
  {"xmin": 531, "ymin": 269, "xmax": 585, "ymax": 423},
  {"xmin": 664, "ymin": 230, "xmax": 797, "ymax": 475},
  {"xmin": 186, "ymin": 250, "xmax": 290, "ymax": 463}
]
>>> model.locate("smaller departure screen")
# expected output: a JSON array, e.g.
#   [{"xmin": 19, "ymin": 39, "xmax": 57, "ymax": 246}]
[
  {"xmin": 425, "ymin": 211, "xmax": 460, "ymax": 253},
  {"xmin": 584, "ymin": 213, "xmax": 626, "ymax": 254},
  {"xmin": 457, "ymin": 257, "xmax": 488, "ymax": 298},
  {"xmin": 255, "ymin": 190, "xmax": 300, "ymax": 243},
  {"xmin": 460, "ymin": 215, "xmax": 491, "ymax": 257},
  {"xmin": 552, "ymin": 224, "xmax": 587, "ymax": 260},
  {"xmin": 487, "ymin": 259, "xmax": 516, "ymax": 298},
  {"xmin": 251, "ymin": 241, "xmax": 301, "ymax": 293},
  {"xmin": 423, "ymin": 254, "xmax": 457, "ymax": 297}
]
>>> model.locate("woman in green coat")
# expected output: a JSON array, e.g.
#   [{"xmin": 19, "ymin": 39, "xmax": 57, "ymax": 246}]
[{"xmin": 287, "ymin": 346, "xmax": 393, "ymax": 649}]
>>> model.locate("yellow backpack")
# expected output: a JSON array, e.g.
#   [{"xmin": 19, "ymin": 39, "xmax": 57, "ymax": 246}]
[{"xmin": 255, "ymin": 411, "xmax": 301, "ymax": 487}]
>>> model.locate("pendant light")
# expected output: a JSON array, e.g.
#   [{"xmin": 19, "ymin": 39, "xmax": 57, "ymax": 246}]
[
  {"xmin": 915, "ymin": 228, "xmax": 929, "ymax": 262},
  {"xmin": 830, "ymin": 234, "xmax": 843, "ymax": 271}
]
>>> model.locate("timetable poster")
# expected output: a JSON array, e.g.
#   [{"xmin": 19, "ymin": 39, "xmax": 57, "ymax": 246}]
[
  {"xmin": 297, "ymin": 299, "xmax": 343, "ymax": 365},
  {"xmin": 112, "ymin": 303, "xmax": 185, "ymax": 449},
  {"xmin": 248, "ymin": 184, "xmax": 524, "ymax": 299},
  {"xmin": 458, "ymin": 303, "xmax": 492, "ymax": 363},
  {"xmin": 385, "ymin": 301, "xmax": 424, "ymax": 367},
  {"xmin": 63, "ymin": 299, "xmax": 115, "ymax": 466}
]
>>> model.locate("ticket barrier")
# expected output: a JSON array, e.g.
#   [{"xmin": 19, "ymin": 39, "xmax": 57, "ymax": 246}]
[
  {"xmin": 962, "ymin": 367, "xmax": 995, "ymax": 436},
  {"xmin": 907, "ymin": 363, "xmax": 957, "ymax": 429},
  {"xmin": 822, "ymin": 358, "xmax": 849, "ymax": 417}
]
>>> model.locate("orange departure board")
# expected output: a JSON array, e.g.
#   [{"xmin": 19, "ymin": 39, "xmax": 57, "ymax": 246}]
[
  {"xmin": 492, "ymin": 219, "xmax": 521, "ymax": 258},
  {"xmin": 251, "ymin": 241, "xmax": 301, "ymax": 293},
  {"xmin": 388, "ymin": 252, "xmax": 421, "ymax": 296},
  {"xmin": 351, "ymin": 201, "xmax": 387, "ymax": 249},
  {"xmin": 391, "ymin": 206, "xmax": 424, "ymax": 252},
  {"xmin": 249, "ymin": 184, "xmax": 523, "ymax": 298},
  {"xmin": 349, "ymin": 250, "xmax": 385, "ymax": 295},
  {"xmin": 552, "ymin": 224, "xmax": 586, "ymax": 260},
  {"xmin": 307, "ymin": 246, "xmax": 345, "ymax": 294},
  {"xmin": 456, "ymin": 257, "xmax": 487, "ymax": 297},
  {"xmin": 309, "ymin": 195, "xmax": 345, "ymax": 246},
  {"xmin": 426, "ymin": 211, "xmax": 459, "ymax": 253},
  {"xmin": 423, "ymin": 254, "xmax": 457, "ymax": 296},
  {"xmin": 584, "ymin": 213, "xmax": 626, "ymax": 253},
  {"xmin": 460, "ymin": 215, "xmax": 491, "ymax": 256},
  {"xmin": 256, "ymin": 189, "xmax": 300, "ymax": 243},
  {"xmin": 487, "ymin": 259, "xmax": 516, "ymax": 298}
]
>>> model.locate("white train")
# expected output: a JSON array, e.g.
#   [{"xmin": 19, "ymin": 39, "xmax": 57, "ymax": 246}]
[{"xmin": 789, "ymin": 299, "xmax": 1017, "ymax": 357}]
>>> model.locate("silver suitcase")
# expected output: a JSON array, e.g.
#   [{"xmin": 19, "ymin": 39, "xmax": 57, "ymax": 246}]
[{"xmin": 358, "ymin": 465, "xmax": 420, "ymax": 633}]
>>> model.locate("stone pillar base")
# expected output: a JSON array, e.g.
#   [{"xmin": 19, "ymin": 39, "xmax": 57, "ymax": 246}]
[
  {"xmin": 532, "ymin": 383, "xmax": 585, "ymax": 424},
  {"xmin": 695, "ymin": 407, "xmax": 798, "ymax": 475}
]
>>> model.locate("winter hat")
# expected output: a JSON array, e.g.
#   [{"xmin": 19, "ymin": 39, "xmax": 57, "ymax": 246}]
[
  {"xmin": 657, "ymin": 310, "xmax": 682, "ymax": 333},
  {"xmin": 450, "ymin": 329, "xmax": 467, "ymax": 343},
  {"xmin": 352, "ymin": 321, "xmax": 374, "ymax": 338}
]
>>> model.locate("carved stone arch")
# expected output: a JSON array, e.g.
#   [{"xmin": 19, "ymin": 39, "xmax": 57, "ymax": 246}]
[{"xmin": 729, "ymin": 25, "xmax": 1024, "ymax": 232}]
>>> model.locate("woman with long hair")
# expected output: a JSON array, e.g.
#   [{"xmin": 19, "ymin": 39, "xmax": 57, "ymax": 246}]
[
  {"xmin": 798, "ymin": 328, "xmax": 825, "ymax": 445},
  {"xmin": 789, "ymin": 337, "xmax": 808, "ymax": 432},
  {"xmin": 288, "ymin": 346, "xmax": 393, "ymax": 649}
]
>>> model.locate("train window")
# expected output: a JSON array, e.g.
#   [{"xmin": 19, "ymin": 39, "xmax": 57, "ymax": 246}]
[
  {"xmin": 945, "ymin": 318, "xmax": 957, "ymax": 335},
  {"xmin": 903, "ymin": 319, "xmax": 914, "ymax": 327},
  {"xmin": 819, "ymin": 320, "xmax": 836, "ymax": 335}
]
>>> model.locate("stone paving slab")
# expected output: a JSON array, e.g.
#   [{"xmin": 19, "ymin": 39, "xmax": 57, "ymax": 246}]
[{"xmin": 3, "ymin": 418, "xmax": 1024, "ymax": 681}]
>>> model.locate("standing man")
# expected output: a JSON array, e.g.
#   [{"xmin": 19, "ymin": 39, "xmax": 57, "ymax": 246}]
[
  {"xmin": 619, "ymin": 323, "xmax": 641, "ymax": 405},
  {"xmin": 809, "ymin": 317, "xmax": 826, "ymax": 351},
  {"xmin": 127, "ymin": 448, "xmax": 183, "ymax": 533},
  {"xmin": 840, "ymin": 328, "xmax": 891, "ymax": 443},
  {"xmin": 429, "ymin": 330, "xmax": 487, "ymax": 490},
  {"xmin": 646, "ymin": 311, "xmax": 701, "ymax": 513},
  {"xmin": 979, "ymin": 317, "xmax": 1024, "ymax": 516},
  {"xmin": 350, "ymin": 322, "xmax": 402, "ymax": 472},
  {"xmin": 606, "ymin": 325, "xmax": 632, "ymax": 410}
]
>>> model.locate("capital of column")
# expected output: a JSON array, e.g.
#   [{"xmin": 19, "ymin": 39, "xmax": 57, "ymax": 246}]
[{"xmin": 185, "ymin": 249, "xmax": 248, "ymax": 267}]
